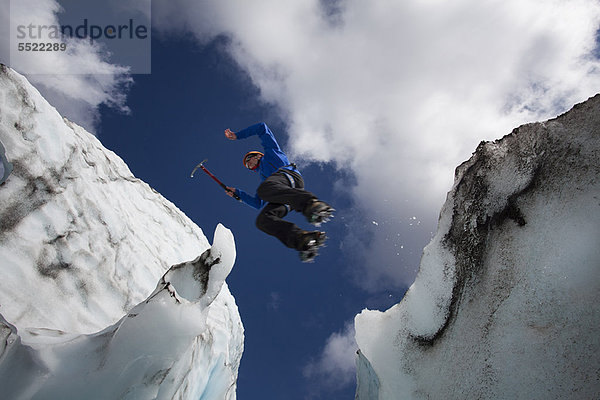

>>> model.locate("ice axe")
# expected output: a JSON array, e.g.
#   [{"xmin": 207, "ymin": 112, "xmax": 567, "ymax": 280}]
[{"xmin": 191, "ymin": 159, "xmax": 241, "ymax": 201}]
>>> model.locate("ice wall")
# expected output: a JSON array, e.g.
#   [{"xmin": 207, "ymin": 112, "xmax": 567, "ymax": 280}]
[
  {"xmin": 0, "ymin": 65, "xmax": 243, "ymax": 399},
  {"xmin": 355, "ymin": 95, "xmax": 600, "ymax": 399}
]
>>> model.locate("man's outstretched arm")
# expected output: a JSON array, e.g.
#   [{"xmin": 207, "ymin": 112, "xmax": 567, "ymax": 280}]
[{"xmin": 227, "ymin": 123, "xmax": 280, "ymax": 151}]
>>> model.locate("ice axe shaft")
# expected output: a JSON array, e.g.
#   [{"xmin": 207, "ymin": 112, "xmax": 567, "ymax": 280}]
[{"xmin": 191, "ymin": 159, "xmax": 241, "ymax": 201}]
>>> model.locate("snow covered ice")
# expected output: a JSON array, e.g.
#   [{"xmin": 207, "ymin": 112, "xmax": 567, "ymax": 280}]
[
  {"xmin": 0, "ymin": 66, "xmax": 243, "ymax": 399},
  {"xmin": 355, "ymin": 95, "xmax": 600, "ymax": 399}
]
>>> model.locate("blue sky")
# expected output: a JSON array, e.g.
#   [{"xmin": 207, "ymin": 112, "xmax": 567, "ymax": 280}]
[{"xmin": 3, "ymin": 0, "xmax": 600, "ymax": 398}]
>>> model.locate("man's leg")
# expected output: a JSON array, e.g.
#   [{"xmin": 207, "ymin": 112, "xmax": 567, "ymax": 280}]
[{"xmin": 256, "ymin": 203, "xmax": 305, "ymax": 249}]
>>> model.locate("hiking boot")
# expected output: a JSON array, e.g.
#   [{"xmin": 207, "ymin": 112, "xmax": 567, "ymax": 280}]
[
  {"xmin": 303, "ymin": 200, "xmax": 335, "ymax": 226},
  {"xmin": 297, "ymin": 230, "xmax": 326, "ymax": 250},
  {"xmin": 297, "ymin": 231, "xmax": 327, "ymax": 263}
]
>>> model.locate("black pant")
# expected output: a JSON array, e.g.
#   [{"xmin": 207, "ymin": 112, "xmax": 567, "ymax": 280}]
[{"xmin": 255, "ymin": 170, "xmax": 317, "ymax": 250}]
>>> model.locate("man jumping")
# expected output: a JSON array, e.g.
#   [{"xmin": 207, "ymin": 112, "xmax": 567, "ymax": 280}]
[{"xmin": 223, "ymin": 122, "xmax": 334, "ymax": 262}]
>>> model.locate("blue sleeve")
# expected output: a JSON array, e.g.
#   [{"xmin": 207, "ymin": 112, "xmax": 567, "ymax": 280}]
[
  {"xmin": 235, "ymin": 122, "xmax": 281, "ymax": 151},
  {"xmin": 235, "ymin": 188, "xmax": 265, "ymax": 210}
]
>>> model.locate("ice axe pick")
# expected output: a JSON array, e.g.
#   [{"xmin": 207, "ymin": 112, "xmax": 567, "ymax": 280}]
[{"xmin": 191, "ymin": 159, "xmax": 241, "ymax": 201}]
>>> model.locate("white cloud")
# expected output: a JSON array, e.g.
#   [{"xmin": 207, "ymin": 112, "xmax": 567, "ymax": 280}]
[
  {"xmin": 152, "ymin": 0, "xmax": 600, "ymax": 289},
  {"xmin": 303, "ymin": 321, "xmax": 357, "ymax": 394},
  {"xmin": 1, "ymin": 0, "xmax": 134, "ymax": 132}
]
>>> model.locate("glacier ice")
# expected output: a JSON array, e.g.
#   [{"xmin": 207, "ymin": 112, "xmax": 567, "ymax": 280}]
[
  {"xmin": 0, "ymin": 64, "xmax": 215, "ymax": 334},
  {"xmin": 355, "ymin": 95, "xmax": 600, "ymax": 399},
  {"xmin": 0, "ymin": 226, "xmax": 243, "ymax": 399},
  {"xmin": 0, "ymin": 65, "xmax": 244, "ymax": 399},
  {"xmin": 355, "ymin": 350, "xmax": 380, "ymax": 400},
  {"xmin": 0, "ymin": 139, "xmax": 12, "ymax": 185},
  {"xmin": 1, "ymin": 226, "xmax": 242, "ymax": 400}
]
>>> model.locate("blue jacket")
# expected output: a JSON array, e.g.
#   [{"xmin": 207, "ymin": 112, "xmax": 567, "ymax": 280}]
[{"xmin": 234, "ymin": 123, "xmax": 300, "ymax": 209}]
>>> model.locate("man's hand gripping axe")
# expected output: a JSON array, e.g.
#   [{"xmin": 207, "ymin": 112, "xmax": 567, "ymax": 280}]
[{"xmin": 191, "ymin": 159, "xmax": 241, "ymax": 201}]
